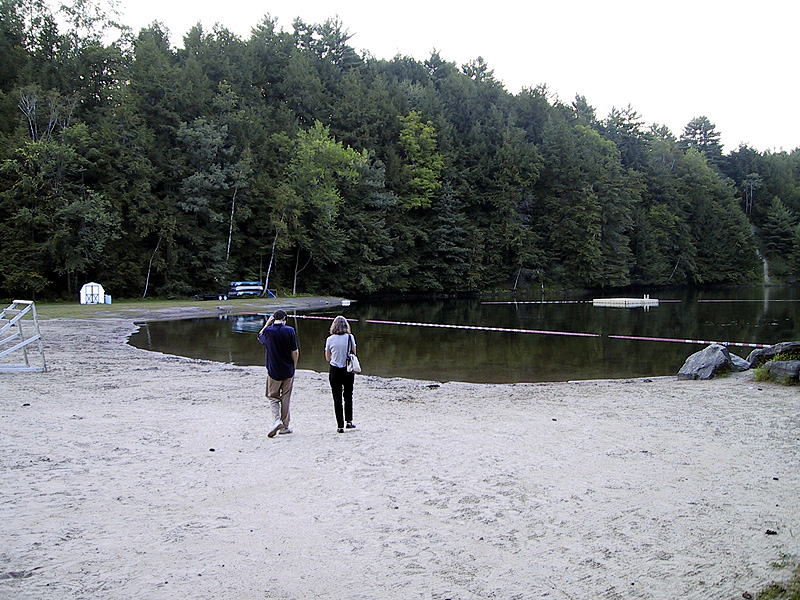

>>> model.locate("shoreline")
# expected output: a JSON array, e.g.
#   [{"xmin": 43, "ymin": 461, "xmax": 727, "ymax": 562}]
[
  {"xmin": 2, "ymin": 302, "xmax": 799, "ymax": 599},
  {"xmin": 32, "ymin": 295, "xmax": 353, "ymax": 323}
]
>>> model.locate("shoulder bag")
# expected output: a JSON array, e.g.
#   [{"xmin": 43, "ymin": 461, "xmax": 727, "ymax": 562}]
[{"xmin": 346, "ymin": 333, "xmax": 362, "ymax": 373}]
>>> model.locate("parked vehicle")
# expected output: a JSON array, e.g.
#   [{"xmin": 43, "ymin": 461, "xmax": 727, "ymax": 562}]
[
  {"xmin": 196, "ymin": 281, "xmax": 275, "ymax": 300},
  {"xmin": 197, "ymin": 291, "xmax": 228, "ymax": 301}
]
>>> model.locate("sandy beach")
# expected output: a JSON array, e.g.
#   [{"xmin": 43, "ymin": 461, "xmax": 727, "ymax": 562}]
[{"xmin": 1, "ymin": 304, "xmax": 799, "ymax": 600}]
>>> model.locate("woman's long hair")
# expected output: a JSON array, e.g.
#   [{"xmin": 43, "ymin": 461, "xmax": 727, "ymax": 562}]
[{"xmin": 330, "ymin": 315, "xmax": 351, "ymax": 335}]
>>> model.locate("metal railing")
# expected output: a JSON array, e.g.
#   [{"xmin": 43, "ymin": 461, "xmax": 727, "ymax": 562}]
[{"xmin": 0, "ymin": 300, "xmax": 47, "ymax": 372}]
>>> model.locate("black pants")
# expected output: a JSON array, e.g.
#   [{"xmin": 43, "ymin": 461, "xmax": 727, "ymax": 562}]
[{"xmin": 329, "ymin": 365, "xmax": 355, "ymax": 428}]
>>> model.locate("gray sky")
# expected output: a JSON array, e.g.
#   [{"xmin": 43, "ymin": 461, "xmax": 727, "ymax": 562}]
[{"xmin": 113, "ymin": 0, "xmax": 798, "ymax": 153}]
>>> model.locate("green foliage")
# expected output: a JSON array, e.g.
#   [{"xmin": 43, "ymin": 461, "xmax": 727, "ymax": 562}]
[
  {"xmin": 755, "ymin": 564, "xmax": 800, "ymax": 600},
  {"xmin": 1, "ymin": 3, "xmax": 797, "ymax": 299},
  {"xmin": 261, "ymin": 121, "xmax": 369, "ymax": 294},
  {"xmin": 792, "ymin": 224, "xmax": 800, "ymax": 278},
  {"xmin": 753, "ymin": 366, "xmax": 773, "ymax": 382},
  {"xmin": 680, "ymin": 116, "xmax": 723, "ymax": 167},
  {"xmin": 762, "ymin": 196, "xmax": 798, "ymax": 280},
  {"xmin": 397, "ymin": 110, "xmax": 443, "ymax": 209}
]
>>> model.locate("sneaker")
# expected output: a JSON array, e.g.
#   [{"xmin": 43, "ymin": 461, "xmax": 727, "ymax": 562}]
[
  {"xmin": 278, "ymin": 427, "xmax": 293, "ymax": 435},
  {"xmin": 337, "ymin": 428, "xmax": 344, "ymax": 433},
  {"xmin": 345, "ymin": 422, "xmax": 356, "ymax": 429},
  {"xmin": 268, "ymin": 420, "xmax": 283, "ymax": 438}
]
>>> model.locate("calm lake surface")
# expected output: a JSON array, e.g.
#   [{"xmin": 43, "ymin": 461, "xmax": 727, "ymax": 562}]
[{"xmin": 129, "ymin": 287, "xmax": 800, "ymax": 383}]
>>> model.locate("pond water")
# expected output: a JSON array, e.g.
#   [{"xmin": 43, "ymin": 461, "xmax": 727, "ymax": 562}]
[{"xmin": 128, "ymin": 286, "xmax": 800, "ymax": 383}]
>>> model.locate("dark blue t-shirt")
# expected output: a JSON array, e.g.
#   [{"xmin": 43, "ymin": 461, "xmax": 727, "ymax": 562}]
[{"xmin": 258, "ymin": 323, "xmax": 298, "ymax": 380}]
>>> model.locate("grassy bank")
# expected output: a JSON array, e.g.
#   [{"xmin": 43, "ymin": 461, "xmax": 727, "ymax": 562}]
[
  {"xmin": 18, "ymin": 296, "xmax": 347, "ymax": 321},
  {"xmin": 756, "ymin": 564, "xmax": 800, "ymax": 599}
]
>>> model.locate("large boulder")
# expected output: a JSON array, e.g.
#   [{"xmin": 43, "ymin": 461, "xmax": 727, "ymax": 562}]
[
  {"xmin": 763, "ymin": 360, "xmax": 800, "ymax": 381},
  {"xmin": 746, "ymin": 341, "xmax": 800, "ymax": 368},
  {"xmin": 678, "ymin": 344, "xmax": 748, "ymax": 380},
  {"xmin": 730, "ymin": 352, "xmax": 751, "ymax": 372}
]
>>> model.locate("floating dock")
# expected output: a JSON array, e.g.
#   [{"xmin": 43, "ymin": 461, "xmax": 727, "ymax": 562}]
[{"xmin": 593, "ymin": 295, "xmax": 659, "ymax": 308}]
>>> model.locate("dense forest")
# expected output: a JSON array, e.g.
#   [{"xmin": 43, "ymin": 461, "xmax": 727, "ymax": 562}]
[{"xmin": 1, "ymin": 0, "xmax": 799, "ymax": 300}]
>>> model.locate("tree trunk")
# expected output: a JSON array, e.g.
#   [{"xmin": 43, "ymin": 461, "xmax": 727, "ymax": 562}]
[
  {"xmin": 261, "ymin": 229, "xmax": 279, "ymax": 297},
  {"xmin": 292, "ymin": 247, "xmax": 300, "ymax": 296},
  {"xmin": 143, "ymin": 237, "xmax": 161, "ymax": 298},
  {"xmin": 292, "ymin": 248, "xmax": 311, "ymax": 296},
  {"xmin": 225, "ymin": 184, "xmax": 238, "ymax": 261}
]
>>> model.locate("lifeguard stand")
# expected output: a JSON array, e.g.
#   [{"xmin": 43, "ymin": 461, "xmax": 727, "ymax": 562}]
[{"xmin": 0, "ymin": 300, "xmax": 47, "ymax": 372}]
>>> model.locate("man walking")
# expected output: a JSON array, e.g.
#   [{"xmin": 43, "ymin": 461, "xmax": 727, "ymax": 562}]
[{"xmin": 258, "ymin": 310, "xmax": 299, "ymax": 438}]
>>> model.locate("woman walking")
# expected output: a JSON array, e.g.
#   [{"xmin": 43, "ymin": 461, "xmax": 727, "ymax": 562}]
[{"xmin": 324, "ymin": 315, "xmax": 357, "ymax": 433}]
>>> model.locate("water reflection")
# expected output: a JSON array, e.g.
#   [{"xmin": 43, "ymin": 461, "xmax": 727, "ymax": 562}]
[{"xmin": 129, "ymin": 287, "xmax": 800, "ymax": 383}]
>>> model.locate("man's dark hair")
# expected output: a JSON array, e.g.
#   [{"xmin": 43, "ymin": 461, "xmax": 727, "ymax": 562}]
[{"xmin": 273, "ymin": 309, "xmax": 287, "ymax": 320}]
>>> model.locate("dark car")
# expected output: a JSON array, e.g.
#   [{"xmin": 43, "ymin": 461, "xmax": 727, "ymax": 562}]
[{"xmin": 196, "ymin": 291, "xmax": 229, "ymax": 301}]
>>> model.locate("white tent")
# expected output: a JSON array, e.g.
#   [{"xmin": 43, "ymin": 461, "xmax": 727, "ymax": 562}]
[{"xmin": 79, "ymin": 282, "xmax": 105, "ymax": 304}]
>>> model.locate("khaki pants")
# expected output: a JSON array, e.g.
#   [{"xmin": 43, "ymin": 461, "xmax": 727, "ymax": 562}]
[{"xmin": 266, "ymin": 375, "xmax": 293, "ymax": 427}]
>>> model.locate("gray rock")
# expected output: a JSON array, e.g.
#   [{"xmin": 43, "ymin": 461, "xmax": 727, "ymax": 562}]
[
  {"xmin": 746, "ymin": 341, "xmax": 800, "ymax": 367},
  {"xmin": 678, "ymin": 344, "xmax": 733, "ymax": 380},
  {"xmin": 764, "ymin": 360, "xmax": 800, "ymax": 381},
  {"xmin": 730, "ymin": 352, "xmax": 751, "ymax": 372}
]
